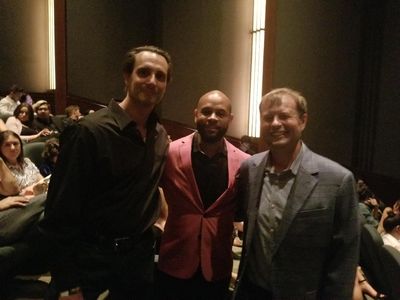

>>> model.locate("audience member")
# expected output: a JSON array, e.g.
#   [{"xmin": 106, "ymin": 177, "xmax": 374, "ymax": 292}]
[
  {"xmin": 157, "ymin": 90, "xmax": 249, "ymax": 299},
  {"xmin": 0, "ymin": 84, "xmax": 25, "ymax": 119},
  {"xmin": 233, "ymin": 88, "xmax": 359, "ymax": 299},
  {"xmin": 0, "ymin": 130, "xmax": 47, "ymax": 196},
  {"xmin": 6, "ymin": 103, "xmax": 52, "ymax": 143},
  {"xmin": 357, "ymin": 179, "xmax": 381, "ymax": 227},
  {"xmin": 39, "ymin": 45, "xmax": 172, "ymax": 299},
  {"xmin": 0, "ymin": 131, "xmax": 47, "ymax": 246},
  {"xmin": 353, "ymin": 266, "xmax": 386, "ymax": 300},
  {"xmin": 20, "ymin": 94, "xmax": 33, "ymax": 105},
  {"xmin": 32, "ymin": 100, "xmax": 60, "ymax": 134},
  {"xmin": 382, "ymin": 211, "xmax": 400, "ymax": 252},
  {"xmin": 39, "ymin": 138, "xmax": 59, "ymax": 177},
  {"xmin": 65, "ymin": 105, "xmax": 82, "ymax": 121},
  {"xmin": 62, "ymin": 105, "xmax": 82, "ymax": 129}
]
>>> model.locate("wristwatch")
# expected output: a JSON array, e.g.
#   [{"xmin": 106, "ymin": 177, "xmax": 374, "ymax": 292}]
[{"xmin": 60, "ymin": 287, "xmax": 81, "ymax": 296}]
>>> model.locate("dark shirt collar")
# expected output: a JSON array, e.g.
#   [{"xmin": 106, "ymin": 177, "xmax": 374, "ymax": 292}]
[
  {"xmin": 192, "ymin": 132, "xmax": 227, "ymax": 156},
  {"xmin": 108, "ymin": 99, "xmax": 159, "ymax": 131},
  {"xmin": 36, "ymin": 116, "xmax": 52, "ymax": 125}
]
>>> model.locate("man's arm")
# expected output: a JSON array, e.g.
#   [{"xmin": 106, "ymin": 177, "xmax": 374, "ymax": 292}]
[
  {"xmin": 0, "ymin": 99, "xmax": 12, "ymax": 117},
  {"xmin": 39, "ymin": 124, "xmax": 94, "ymax": 291},
  {"xmin": 321, "ymin": 171, "xmax": 360, "ymax": 298},
  {"xmin": 154, "ymin": 186, "xmax": 168, "ymax": 232}
]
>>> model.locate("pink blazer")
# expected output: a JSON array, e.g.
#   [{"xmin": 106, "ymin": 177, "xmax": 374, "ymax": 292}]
[{"xmin": 158, "ymin": 133, "xmax": 250, "ymax": 281}]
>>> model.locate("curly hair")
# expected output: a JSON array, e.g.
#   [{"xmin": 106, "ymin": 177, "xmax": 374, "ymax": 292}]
[{"xmin": 42, "ymin": 138, "xmax": 59, "ymax": 162}]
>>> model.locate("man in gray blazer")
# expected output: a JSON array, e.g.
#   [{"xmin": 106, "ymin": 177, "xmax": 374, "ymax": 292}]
[{"xmin": 233, "ymin": 88, "xmax": 359, "ymax": 299}]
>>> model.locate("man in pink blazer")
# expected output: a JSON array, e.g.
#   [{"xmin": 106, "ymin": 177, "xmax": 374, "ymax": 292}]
[{"xmin": 157, "ymin": 90, "xmax": 250, "ymax": 299}]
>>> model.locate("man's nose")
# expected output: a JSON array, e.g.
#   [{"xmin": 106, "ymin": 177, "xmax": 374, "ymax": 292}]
[
  {"xmin": 146, "ymin": 73, "xmax": 157, "ymax": 85},
  {"xmin": 208, "ymin": 112, "xmax": 218, "ymax": 121},
  {"xmin": 271, "ymin": 116, "xmax": 281, "ymax": 126}
]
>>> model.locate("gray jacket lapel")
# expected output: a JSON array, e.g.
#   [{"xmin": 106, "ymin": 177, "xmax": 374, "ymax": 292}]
[{"xmin": 272, "ymin": 146, "xmax": 319, "ymax": 255}]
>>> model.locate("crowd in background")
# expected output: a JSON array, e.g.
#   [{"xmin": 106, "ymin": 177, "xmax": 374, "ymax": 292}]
[{"xmin": 0, "ymin": 84, "xmax": 84, "ymax": 296}]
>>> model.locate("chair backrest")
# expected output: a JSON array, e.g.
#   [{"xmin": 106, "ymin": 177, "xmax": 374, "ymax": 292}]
[
  {"xmin": 379, "ymin": 245, "xmax": 400, "ymax": 299},
  {"xmin": 23, "ymin": 142, "xmax": 45, "ymax": 168},
  {"xmin": 359, "ymin": 224, "xmax": 390, "ymax": 294},
  {"xmin": 52, "ymin": 114, "xmax": 67, "ymax": 133}
]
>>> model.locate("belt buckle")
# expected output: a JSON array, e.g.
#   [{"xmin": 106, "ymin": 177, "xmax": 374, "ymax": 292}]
[{"xmin": 113, "ymin": 237, "xmax": 131, "ymax": 252}]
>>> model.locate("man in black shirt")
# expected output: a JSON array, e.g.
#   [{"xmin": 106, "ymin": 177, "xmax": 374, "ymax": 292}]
[
  {"xmin": 40, "ymin": 45, "xmax": 172, "ymax": 300},
  {"xmin": 32, "ymin": 100, "xmax": 60, "ymax": 134}
]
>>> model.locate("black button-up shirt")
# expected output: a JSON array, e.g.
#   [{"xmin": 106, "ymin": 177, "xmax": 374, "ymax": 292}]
[
  {"xmin": 40, "ymin": 99, "xmax": 169, "ymax": 287},
  {"xmin": 191, "ymin": 133, "xmax": 228, "ymax": 210}
]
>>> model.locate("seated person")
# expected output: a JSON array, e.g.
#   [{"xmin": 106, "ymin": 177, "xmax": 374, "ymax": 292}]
[
  {"xmin": 62, "ymin": 104, "xmax": 82, "ymax": 130},
  {"xmin": 0, "ymin": 130, "xmax": 48, "ymax": 196},
  {"xmin": 19, "ymin": 94, "xmax": 33, "ymax": 105},
  {"xmin": 65, "ymin": 105, "xmax": 82, "ymax": 121},
  {"xmin": 0, "ymin": 85, "xmax": 24, "ymax": 119},
  {"xmin": 6, "ymin": 103, "xmax": 52, "ymax": 143},
  {"xmin": 353, "ymin": 266, "xmax": 386, "ymax": 300},
  {"xmin": 381, "ymin": 211, "xmax": 400, "ymax": 252},
  {"xmin": 378, "ymin": 199, "xmax": 400, "ymax": 234},
  {"xmin": 0, "ymin": 132, "xmax": 46, "ymax": 246},
  {"xmin": 357, "ymin": 179, "xmax": 381, "ymax": 227},
  {"xmin": 32, "ymin": 100, "xmax": 60, "ymax": 134},
  {"xmin": 39, "ymin": 138, "xmax": 59, "ymax": 177}
]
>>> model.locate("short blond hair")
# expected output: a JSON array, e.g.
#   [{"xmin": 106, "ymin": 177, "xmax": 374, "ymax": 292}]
[{"xmin": 260, "ymin": 87, "xmax": 307, "ymax": 116}]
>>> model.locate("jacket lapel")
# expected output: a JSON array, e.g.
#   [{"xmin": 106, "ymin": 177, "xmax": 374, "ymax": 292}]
[
  {"xmin": 178, "ymin": 133, "xmax": 204, "ymax": 211},
  {"xmin": 272, "ymin": 146, "xmax": 319, "ymax": 255},
  {"xmin": 205, "ymin": 139, "xmax": 240, "ymax": 211}
]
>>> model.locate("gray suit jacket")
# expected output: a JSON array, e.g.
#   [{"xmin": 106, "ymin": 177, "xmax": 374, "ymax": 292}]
[{"xmin": 234, "ymin": 144, "xmax": 359, "ymax": 300}]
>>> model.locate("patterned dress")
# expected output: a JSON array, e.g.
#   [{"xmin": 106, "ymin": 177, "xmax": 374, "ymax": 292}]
[{"xmin": 7, "ymin": 158, "xmax": 42, "ymax": 190}]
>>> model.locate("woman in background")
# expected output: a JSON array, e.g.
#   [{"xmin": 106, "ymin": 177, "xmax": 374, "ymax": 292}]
[
  {"xmin": 0, "ymin": 131, "xmax": 47, "ymax": 247},
  {"xmin": 0, "ymin": 130, "xmax": 47, "ymax": 196},
  {"xmin": 6, "ymin": 103, "xmax": 51, "ymax": 143},
  {"xmin": 382, "ymin": 212, "xmax": 400, "ymax": 252}
]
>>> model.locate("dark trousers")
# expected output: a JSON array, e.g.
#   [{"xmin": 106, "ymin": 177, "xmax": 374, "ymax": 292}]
[
  {"xmin": 156, "ymin": 268, "xmax": 230, "ymax": 300},
  {"xmin": 45, "ymin": 230, "xmax": 155, "ymax": 300},
  {"xmin": 234, "ymin": 276, "xmax": 274, "ymax": 300}
]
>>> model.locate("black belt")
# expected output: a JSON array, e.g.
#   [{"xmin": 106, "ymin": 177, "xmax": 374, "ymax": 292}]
[{"xmin": 85, "ymin": 227, "xmax": 154, "ymax": 253}]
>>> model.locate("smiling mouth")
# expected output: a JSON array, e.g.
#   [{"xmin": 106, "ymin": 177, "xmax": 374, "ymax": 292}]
[
  {"xmin": 271, "ymin": 131, "xmax": 285, "ymax": 137},
  {"xmin": 206, "ymin": 127, "xmax": 220, "ymax": 132}
]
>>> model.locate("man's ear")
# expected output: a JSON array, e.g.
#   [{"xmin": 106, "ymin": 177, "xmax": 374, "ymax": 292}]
[
  {"xmin": 193, "ymin": 109, "xmax": 198, "ymax": 124},
  {"xmin": 300, "ymin": 113, "xmax": 308, "ymax": 131},
  {"xmin": 123, "ymin": 73, "xmax": 130, "ymax": 86}
]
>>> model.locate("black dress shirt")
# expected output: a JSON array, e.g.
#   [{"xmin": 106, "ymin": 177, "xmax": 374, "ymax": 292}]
[
  {"xmin": 40, "ymin": 99, "xmax": 169, "ymax": 287},
  {"xmin": 32, "ymin": 116, "xmax": 60, "ymax": 133},
  {"xmin": 191, "ymin": 133, "xmax": 228, "ymax": 210}
]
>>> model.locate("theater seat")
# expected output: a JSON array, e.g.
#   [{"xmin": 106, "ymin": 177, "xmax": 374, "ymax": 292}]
[
  {"xmin": 379, "ymin": 245, "xmax": 400, "ymax": 299},
  {"xmin": 359, "ymin": 224, "xmax": 390, "ymax": 295},
  {"xmin": 23, "ymin": 142, "xmax": 45, "ymax": 168}
]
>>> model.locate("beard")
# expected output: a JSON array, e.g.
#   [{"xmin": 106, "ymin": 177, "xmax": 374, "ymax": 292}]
[{"xmin": 196, "ymin": 123, "xmax": 228, "ymax": 144}]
